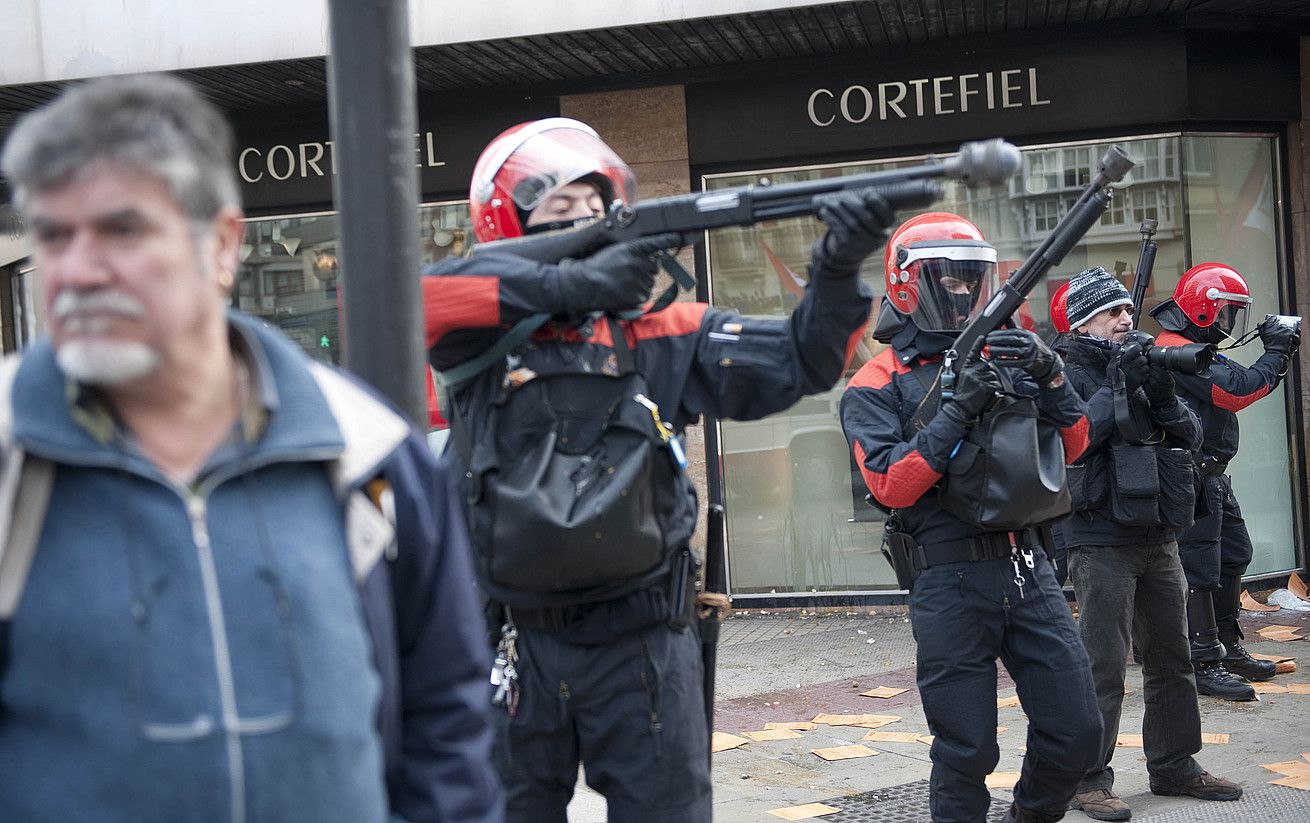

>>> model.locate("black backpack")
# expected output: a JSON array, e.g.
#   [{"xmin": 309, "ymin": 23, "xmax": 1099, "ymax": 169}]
[
  {"xmin": 446, "ymin": 317, "xmax": 691, "ymax": 608},
  {"xmin": 910, "ymin": 363, "xmax": 1072, "ymax": 531}
]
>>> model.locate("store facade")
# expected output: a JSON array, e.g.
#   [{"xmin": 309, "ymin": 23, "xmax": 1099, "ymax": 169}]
[
  {"xmin": 1, "ymin": 18, "xmax": 1305, "ymax": 603},
  {"xmin": 689, "ymin": 26, "xmax": 1306, "ymax": 600}
]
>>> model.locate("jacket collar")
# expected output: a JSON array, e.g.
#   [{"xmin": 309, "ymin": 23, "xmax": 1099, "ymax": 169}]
[
  {"xmin": 11, "ymin": 311, "xmax": 347, "ymax": 475},
  {"xmin": 1065, "ymin": 333, "xmax": 1116, "ymax": 371}
]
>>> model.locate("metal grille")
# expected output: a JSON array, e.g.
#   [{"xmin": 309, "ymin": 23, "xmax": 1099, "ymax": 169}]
[
  {"xmin": 1125, "ymin": 785, "xmax": 1310, "ymax": 821},
  {"xmin": 818, "ymin": 779, "xmax": 1011, "ymax": 822},
  {"xmin": 814, "ymin": 782, "xmax": 1309, "ymax": 822}
]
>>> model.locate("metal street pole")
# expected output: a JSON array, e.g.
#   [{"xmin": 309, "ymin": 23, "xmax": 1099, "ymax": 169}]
[{"xmin": 326, "ymin": 0, "xmax": 425, "ymax": 424}]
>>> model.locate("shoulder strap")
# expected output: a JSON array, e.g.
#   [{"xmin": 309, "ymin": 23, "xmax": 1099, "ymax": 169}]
[
  {"xmin": 0, "ymin": 354, "xmax": 55, "ymax": 622},
  {"xmin": 307, "ymin": 363, "xmax": 408, "ymax": 581},
  {"xmin": 907, "ymin": 361, "xmax": 943, "ymax": 433},
  {"xmin": 436, "ymin": 248, "xmax": 696, "ymax": 389}
]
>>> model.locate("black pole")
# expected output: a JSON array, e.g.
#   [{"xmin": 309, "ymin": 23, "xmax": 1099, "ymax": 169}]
[{"xmin": 326, "ymin": 0, "xmax": 425, "ymax": 424}]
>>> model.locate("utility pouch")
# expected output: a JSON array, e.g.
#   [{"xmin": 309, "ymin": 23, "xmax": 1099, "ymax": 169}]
[
  {"xmin": 1107, "ymin": 444, "xmax": 1160, "ymax": 526},
  {"xmin": 1156, "ymin": 447, "xmax": 1198, "ymax": 531},
  {"xmin": 938, "ymin": 392, "xmax": 1071, "ymax": 530},
  {"xmin": 666, "ymin": 547, "xmax": 699, "ymax": 630},
  {"xmin": 1066, "ymin": 449, "xmax": 1110, "ymax": 512},
  {"xmin": 882, "ymin": 527, "xmax": 921, "ymax": 590}
]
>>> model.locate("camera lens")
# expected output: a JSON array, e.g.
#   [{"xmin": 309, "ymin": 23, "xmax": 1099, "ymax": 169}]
[{"xmin": 1146, "ymin": 343, "xmax": 1214, "ymax": 375}]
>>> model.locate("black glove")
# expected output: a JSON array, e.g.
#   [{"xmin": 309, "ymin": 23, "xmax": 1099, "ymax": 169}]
[
  {"xmin": 1143, "ymin": 360, "xmax": 1178, "ymax": 408},
  {"xmin": 1258, "ymin": 316, "xmax": 1300, "ymax": 357},
  {"xmin": 983, "ymin": 329, "xmax": 1064, "ymax": 385},
  {"xmin": 1112, "ymin": 340, "xmax": 1151, "ymax": 391},
  {"xmin": 555, "ymin": 233, "xmax": 684, "ymax": 315},
  {"xmin": 941, "ymin": 339, "xmax": 1003, "ymax": 426},
  {"xmin": 813, "ymin": 190, "xmax": 895, "ymax": 274}
]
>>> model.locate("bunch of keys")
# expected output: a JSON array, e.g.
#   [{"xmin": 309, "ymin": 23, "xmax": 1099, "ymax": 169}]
[
  {"xmin": 634, "ymin": 393, "xmax": 688, "ymax": 469},
  {"xmin": 1010, "ymin": 545, "xmax": 1036, "ymax": 599},
  {"xmin": 490, "ymin": 623, "xmax": 520, "ymax": 716}
]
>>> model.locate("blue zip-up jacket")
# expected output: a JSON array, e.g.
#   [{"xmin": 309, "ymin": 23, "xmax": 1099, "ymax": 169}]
[{"xmin": 0, "ymin": 313, "xmax": 501, "ymax": 823}]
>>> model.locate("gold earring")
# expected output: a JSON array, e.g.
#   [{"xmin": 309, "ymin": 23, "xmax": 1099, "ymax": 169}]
[{"xmin": 217, "ymin": 269, "xmax": 234, "ymax": 289}]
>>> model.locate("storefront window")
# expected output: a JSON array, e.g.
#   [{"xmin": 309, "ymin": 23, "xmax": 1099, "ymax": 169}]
[
  {"xmin": 234, "ymin": 202, "xmax": 472, "ymax": 366},
  {"xmin": 1181, "ymin": 136, "xmax": 1294, "ymax": 577},
  {"xmin": 704, "ymin": 132, "xmax": 1295, "ymax": 596}
]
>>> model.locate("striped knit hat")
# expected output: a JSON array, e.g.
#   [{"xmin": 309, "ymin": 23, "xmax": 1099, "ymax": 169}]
[{"xmin": 1065, "ymin": 266, "xmax": 1132, "ymax": 331}]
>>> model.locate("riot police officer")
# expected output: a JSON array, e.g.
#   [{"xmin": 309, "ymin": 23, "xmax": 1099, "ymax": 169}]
[
  {"xmin": 422, "ymin": 118, "xmax": 892, "ymax": 823},
  {"xmin": 842, "ymin": 212, "xmax": 1102, "ymax": 823},
  {"xmin": 1150, "ymin": 263, "xmax": 1301, "ymax": 700}
]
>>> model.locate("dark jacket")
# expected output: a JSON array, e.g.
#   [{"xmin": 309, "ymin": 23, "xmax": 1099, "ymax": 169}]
[
  {"xmin": 1060, "ymin": 333, "xmax": 1202, "ymax": 548},
  {"xmin": 1158, "ymin": 330, "xmax": 1287, "ymax": 466},
  {"xmin": 422, "ymin": 248, "xmax": 872, "ymax": 610},
  {"xmin": 840, "ymin": 328, "xmax": 1091, "ymax": 548}
]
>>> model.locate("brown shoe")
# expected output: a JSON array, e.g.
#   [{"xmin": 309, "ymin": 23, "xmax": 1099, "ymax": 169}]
[
  {"xmin": 1149, "ymin": 770, "xmax": 1243, "ymax": 801},
  {"xmin": 1069, "ymin": 788, "xmax": 1132, "ymax": 821}
]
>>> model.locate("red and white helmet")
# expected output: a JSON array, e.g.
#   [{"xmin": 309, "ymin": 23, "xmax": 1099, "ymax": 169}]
[
  {"xmin": 1050, "ymin": 281, "xmax": 1071, "ymax": 334},
  {"xmin": 468, "ymin": 118, "xmax": 636, "ymax": 243},
  {"xmin": 883, "ymin": 212, "xmax": 998, "ymax": 332},
  {"xmin": 1173, "ymin": 262, "xmax": 1252, "ymax": 338}
]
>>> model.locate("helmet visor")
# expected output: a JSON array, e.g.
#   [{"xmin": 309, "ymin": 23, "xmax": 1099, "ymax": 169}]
[
  {"xmin": 899, "ymin": 242, "xmax": 999, "ymax": 332},
  {"xmin": 1214, "ymin": 301, "xmax": 1250, "ymax": 338},
  {"xmin": 491, "ymin": 125, "xmax": 636, "ymax": 212}
]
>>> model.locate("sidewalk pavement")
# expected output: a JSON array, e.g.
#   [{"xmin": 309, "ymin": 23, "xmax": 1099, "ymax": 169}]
[{"xmin": 566, "ymin": 605, "xmax": 1310, "ymax": 821}]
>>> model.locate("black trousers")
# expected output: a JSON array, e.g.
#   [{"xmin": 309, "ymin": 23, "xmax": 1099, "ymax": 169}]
[
  {"xmin": 492, "ymin": 622, "xmax": 711, "ymax": 823},
  {"xmin": 1068, "ymin": 541, "xmax": 1204, "ymax": 792},
  {"xmin": 1177, "ymin": 474, "xmax": 1253, "ymax": 591},
  {"xmin": 910, "ymin": 552, "xmax": 1102, "ymax": 822}
]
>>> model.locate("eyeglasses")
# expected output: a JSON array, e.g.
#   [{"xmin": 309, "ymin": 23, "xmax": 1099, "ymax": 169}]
[{"xmin": 1103, "ymin": 305, "xmax": 1134, "ymax": 318}]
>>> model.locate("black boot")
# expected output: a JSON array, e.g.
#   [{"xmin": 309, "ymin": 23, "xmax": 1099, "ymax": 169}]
[
  {"xmin": 1005, "ymin": 801, "xmax": 1051, "ymax": 822},
  {"xmin": 1188, "ymin": 587, "xmax": 1256, "ymax": 701},
  {"xmin": 1216, "ymin": 574, "xmax": 1277, "ymax": 682}
]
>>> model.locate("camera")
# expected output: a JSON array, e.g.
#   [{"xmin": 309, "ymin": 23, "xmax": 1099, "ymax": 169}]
[
  {"xmin": 1124, "ymin": 330, "xmax": 1214, "ymax": 375},
  {"xmin": 1265, "ymin": 313, "xmax": 1303, "ymax": 333}
]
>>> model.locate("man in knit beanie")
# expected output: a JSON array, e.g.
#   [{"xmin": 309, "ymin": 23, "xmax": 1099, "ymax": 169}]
[
  {"xmin": 1057, "ymin": 267, "xmax": 1243, "ymax": 820},
  {"xmin": 1064, "ymin": 267, "xmax": 1134, "ymax": 343}
]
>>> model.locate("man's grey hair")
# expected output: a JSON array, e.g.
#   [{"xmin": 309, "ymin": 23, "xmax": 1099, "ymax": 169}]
[{"xmin": 1, "ymin": 73, "xmax": 240, "ymax": 221}]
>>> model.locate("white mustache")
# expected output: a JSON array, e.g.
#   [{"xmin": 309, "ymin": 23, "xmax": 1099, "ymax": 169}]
[{"xmin": 52, "ymin": 290, "xmax": 147, "ymax": 323}]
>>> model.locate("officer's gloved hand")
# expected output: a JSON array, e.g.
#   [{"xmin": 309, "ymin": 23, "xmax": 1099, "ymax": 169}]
[
  {"xmin": 1143, "ymin": 360, "xmax": 1179, "ymax": 408},
  {"xmin": 1111, "ymin": 339, "xmax": 1151, "ymax": 390},
  {"xmin": 812, "ymin": 191, "xmax": 896, "ymax": 275},
  {"xmin": 983, "ymin": 328, "xmax": 1064, "ymax": 386},
  {"xmin": 941, "ymin": 339, "xmax": 1002, "ymax": 426},
  {"xmin": 555, "ymin": 233, "xmax": 685, "ymax": 314},
  {"xmin": 1258, "ymin": 316, "xmax": 1300, "ymax": 357}
]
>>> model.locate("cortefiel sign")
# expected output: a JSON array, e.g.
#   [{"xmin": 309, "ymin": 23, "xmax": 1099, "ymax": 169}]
[
  {"xmin": 806, "ymin": 68, "xmax": 1050, "ymax": 127},
  {"xmin": 232, "ymin": 94, "xmax": 559, "ymax": 211},
  {"xmin": 686, "ymin": 29, "xmax": 1297, "ymax": 166}
]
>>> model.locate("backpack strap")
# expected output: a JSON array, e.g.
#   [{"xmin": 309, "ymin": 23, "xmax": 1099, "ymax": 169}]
[
  {"xmin": 435, "ymin": 248, "xmax": 695, "ymax": 390},
  {"xmin": 0, "ymin": 354, "xmax": 55, "ymax": 634},
  {"xmin": 307, "ymin": 362, "xmax": 408, "ymax": 582}
]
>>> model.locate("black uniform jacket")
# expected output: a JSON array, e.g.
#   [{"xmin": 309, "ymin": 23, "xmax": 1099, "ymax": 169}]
[
  {"xmin": 1060, "ymin": 334, "xmax": 1202, "ymax": 548},
  {"xmin": 1158, "ymin": 330, "xmax": 1287, "ymax": 466},
  {"xmin": 841, "ymin": 332, "xmax": 1091, "ymax": 549},
  {"xmin": 422, "ymin": 248, "xmax": 873, "ymax": 604}
]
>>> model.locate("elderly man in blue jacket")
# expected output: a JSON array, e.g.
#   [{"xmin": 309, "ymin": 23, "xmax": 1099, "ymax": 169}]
[{"xmin": 0, "ymin": 74, "xmax": 501, "ymax": 823}]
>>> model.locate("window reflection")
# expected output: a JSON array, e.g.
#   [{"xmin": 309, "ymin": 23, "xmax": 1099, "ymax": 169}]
[{"xmin": 235, "ymin": 202, "xmax": 472, "ymax": 366}]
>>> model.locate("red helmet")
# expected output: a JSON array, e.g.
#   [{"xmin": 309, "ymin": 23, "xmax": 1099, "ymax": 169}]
[
  {"xmin": 468, "ymin": 118, "xmax": 636, "ymax": 243},
  {"xmin": 883, "ymin": 212, "xmax": 998, "ymax": 332},
  {"xmin": 1050, "ymin": 281, "xmax": 1071, "ymax": 334},
  {"xmin": 1173, "ymin": 262, "xmax": 1252, "ymax": 338}
]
